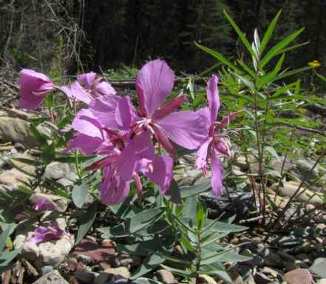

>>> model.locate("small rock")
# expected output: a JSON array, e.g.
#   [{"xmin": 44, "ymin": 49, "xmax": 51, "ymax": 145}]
[
  {"xmin": 41, "ymin": 265, "xmax": 54, "ymax": 275},
  {"xmin": 0, "ymin": 116, "xmax": 39, "ymax": 147},
  {"xmin": 278, "ymin": 181, "xmax": 323, "ymax": 205},
  {"xmin": 104, "ymin": 267, "xmax": 130, "ymax": 279},
  {"xmin": 72, "ymin": 238, "xmax": 116, "ymax": 264},
  {"xmin": 284, "ymin": 268, "xmax": 313, "ymax": 284},
  {"xmin": 44, "ymin": 162, "xmax": 73, "ymax": 180},
  {"xmin": 74, "ymin": 271, "xmax": 96, "ymax": 284},
  {"xmin": 157, "ymin": 269, "xmax": 177, "ymax": 284},
  {"xmin": 310, "ymin": 258, "xmax": 326, "ymax": 278},
  {"xmin": 0, "ymin": 168, "xmax": 31, "ymax": 190},
  {"xmin": 32, "ymin": 270, "xmax": 68, "ymax": 284},
  {"xmin": 22, "ymin": 232, "xmax": 74, "ymax": 268},
  {"xmin": 9, "ymin": 154, "xmax": 37, "ymax": 176},
  {"xmin": 264, "ymin": 252, "xmax": 283, "ymax": 268},
  {"xmin": 243, "ymin": 274, "xmax": 256, "ymax": 284}
]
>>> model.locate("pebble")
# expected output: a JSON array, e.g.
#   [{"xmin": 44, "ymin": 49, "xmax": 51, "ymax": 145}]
[
  {"xmin": 32, "ymin": 270, "xmax": 69, "ymax": 284},
  {"xmin": 157, "ymin": 269, "xmax": 178, "ymax": 284}
]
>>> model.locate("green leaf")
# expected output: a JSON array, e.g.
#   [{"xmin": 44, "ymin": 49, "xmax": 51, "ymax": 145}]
[
  {"xmin": 237, "ymin": 59, "xmax": 255, "ymax": 78},
  {"xmin": 129, "ymin": 208, "xmax": 163, "ymax": 234},
  {"xmin": 232, "ymin": 73, "xmax": 255, "ymax": 90},
  {"xmin": 0, "ymin": 248, "xmax": 22, "ymax": 272},
  {"xmin": 201, "ymin": 249, "xmax": 251, "ymax": 265},
  {"xmin": 75, "ymin": 203, "xmax": 97, "ymax": 244},
  {"xmin": 180, "ymin": 179, "xmax": 211, "ymax": 199},
  {"xmin": 160, "ymin": 264, "xmax": 192, "ymax": 277},
  {"xmin": 196, "ymin": 200, "xmax": 207, "ymax": 230},
  {"xmin": 204, "ymin": 219, "xmax": 247, "ymax": 233},
  {"xmin": 195, "ymin": 43, "xmax": 240, "ymax": 72},
  {"xmin": 260, "ymin": 28, "xmax": 304, "ymax": 69},
  {"xmin": 278, "ymin": 66, "xmax": 311, "ymax": 80},
  {"xmin": 98, "ymin": 223, "xmax": 128, "ymax": 239},
  {"xmin": 72, "ymin": 184, "xmax": 88, "ymax": 208},
  {"xmin": 257, "ymin": 54, "xmax": 285, "ymax": 89},
  {"xmin": 223, "ymin": 10, "xmax": 255, "ymax": 58},
  {"xmin": 260, "ymin": 10, "xmax": 282, "ymax": 55},
  {"xmin": 131, "ymin": 253, "xmax": 165, "ymax": 279},
  {"xmin": 0, "ymin": 224, "xmax": 16, "ymax": 252}
]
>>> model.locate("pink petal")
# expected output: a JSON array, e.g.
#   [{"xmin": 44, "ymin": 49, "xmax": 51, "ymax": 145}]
[
  {"xmin": 196, "ymin": 138, "xmax": 212, "ymax": 170},
  {"xmin": 72, "ymin": 109, "xmax": 104, "ymax": 138},
  {"xmin": 151, "ymin": 124, "xmax": 176, "ymax": 157},
  {"xmin": 211, "ymin": 153, "xmax": 224, "ymax": 197},
  {"xmin": 206, "ymin": 75, "xmax": 220, "ymax": 123},
  {"xmin": 100, "ymin": 166, "xmax": 130, "ymax": 205},
  {"xmin": 95, "ymin": 81, "xmax": 116, "ymax": 96},
  {"xmin": 67, "ymin": 134, "xmax": 103, "ymax": 155},
  {"xmin": 60, "ymin": 81, "xmax": 92, "ymax": 104},
  {"xmin": 28, "ymin": 224, "xmax": 63, "ymax": 245},
  {"xmin": 32, "ymin": 197, "xmax": 56, "ymax": 211},
  {"xmin": 115, "ymin": 132, "xmax": 153, "ymax": 181},
  {"xmin": 136, "ymin": 59, "xmax": 175, "ymax": 115},
  {"xmin": 214, "ymin": 137, "xmax": 232, "ymax": 157},
  {"xmin": 114, "ymin": 96, "xmax": 136, "ymax": 130},
  {"xmin": 77, "ymin": 72, "xmax": 97, "ymax": 89},
  {"xmin": 219, "ymin": 112, "xmax": 238, "ymax": 128},
  {"xmin": 143, "ymin": 155, "xmax": 173, "ymax": 194},
  {"xmin": 19, "ymin": 69, "xmax": 54, "ymax": 110},
  {"xmin": 152, "ymin": 95, "xmax": 187, "ymax": 120},
  {"xmin": 89, "ymin": 95, "xmax": 121, "ymax": 129},
  {"xmin": 157, "ymin": 109, "xmax": 210, "ymax": 150}
]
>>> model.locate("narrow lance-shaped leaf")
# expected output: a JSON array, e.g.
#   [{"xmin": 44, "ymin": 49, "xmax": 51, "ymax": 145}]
[
  {"xmin": 72, "ymin": 184, "xmax": 88, "ymax": 208},
  {"xmin": 195, "ymin": 42, "xmax": 241, "ymax": 73},
  {"xmin": 260, "ymin": 10, "xmax": 282, "ymax": 55},
  {"xmin": 223, "ymin": 9, "xmax": 255, "ymax": 58},
  {"xmin": 76, "ymin": 203, "xmax": 97, "ymax": 244},
  {"xmin": 260, "ymin": 28, "xmax": 304, "ymax": 69},
  {"xmin": 257, "ymin": 54, "xmax": 285, "ymax": 89}
]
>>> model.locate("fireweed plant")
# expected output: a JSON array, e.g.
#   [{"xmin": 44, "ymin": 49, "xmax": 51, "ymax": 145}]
[
  {"xmin": 19, "ymin": 60, "xmax": 232, "ymax": 204},
  {"xmin": 17, "ymin": 60, "xmax": 248, "ymax": 281}
]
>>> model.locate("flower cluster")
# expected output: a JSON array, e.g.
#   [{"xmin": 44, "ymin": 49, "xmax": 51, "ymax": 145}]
[{"xmin": 19, "ymin": 59, "xmax": 233, "ymax": 204}]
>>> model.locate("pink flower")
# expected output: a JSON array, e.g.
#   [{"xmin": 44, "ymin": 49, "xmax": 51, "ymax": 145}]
[
  {"xmin": 99, "ymin": 132, "xmax": 173, "ymax": 204},
  {"xmin": 28, "ymin": 223, "xmax": 63, "ymax": 245},
  {"xmin": 196, "ymin": 75, "xmax": 235, "ymax": 197},
  {"xmin": 61, "ymin": 72, "xmax": 116, "ymax": 105},
  {"xmin": 69, "ymin": 94, "xmax": 173, "ymax": 204},
  {"xmin": 134, "ymin": 59, "xmax": 209, "ymax": 156},
  {"xmin": 32, "ymin": 196, "xmax": 56, "ymax": 211},
  {"xmin": 19, "ymin": 69, "xmax": 55, "ymax": 110}
]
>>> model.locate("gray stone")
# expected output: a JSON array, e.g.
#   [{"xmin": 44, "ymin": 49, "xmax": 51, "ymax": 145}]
[
  {"xmin": 157, "ymin": 269, "xmax": 177, "ymax": 284},
  {"xmin": 0, "ymin": 116, "xmax": 38, "ymax": 147},
  {"xmin": 32, "ymin": 270, "xmax": 68, "ymax": 284},
  {"xmin": 41, "ymin": 265, "xmax": 54, "ymax": 275},
  {"xmin": 277, "ymin": 181, "xmax": 323, "ymax": 205},
  {"xmin": 44, "ymin": 162, "xmax": 73, "ymax": 180},
  {"xmin": 104, "ymin": 267, "xmax": 130, "ymax": 279},
  {"xmin": 310, "ymin": 258, "xmax": 326, "ymax": 278},
  {"xmin": 22, "ymin": 229, "xmax": 74, "ymax": 268},
  {"xmin": 0, "ymin": 168, "xmax": 31, "ymax": 190},
  {"xmin": 74, "ymin": 271, "xmax": 96, "ymax": 284}
]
